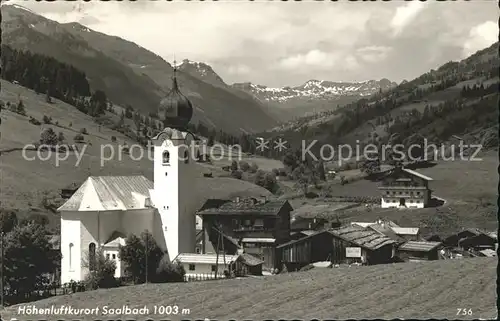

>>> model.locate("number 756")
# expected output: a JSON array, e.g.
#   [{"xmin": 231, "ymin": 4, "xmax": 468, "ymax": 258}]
[{"xmin": 457, "ymin": 308, "xmax": 472, "ymax": 315}]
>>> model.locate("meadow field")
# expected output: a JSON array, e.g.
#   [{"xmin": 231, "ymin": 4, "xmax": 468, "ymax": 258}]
[{"xmin": 1, "ymin": 258, "xmax": 496, "ymax": 320}]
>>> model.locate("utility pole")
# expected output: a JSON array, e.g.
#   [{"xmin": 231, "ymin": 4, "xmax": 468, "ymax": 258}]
[
  {"xmin": 145, "ymin": 230, "xmax": 148, "ymax": 284},
  {"xmin": 1, "ymin": 231, "xmax": 4, "ymax": 308}
]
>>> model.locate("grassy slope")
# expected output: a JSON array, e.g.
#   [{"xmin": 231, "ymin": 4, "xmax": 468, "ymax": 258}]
[
  {"xmin": 0, "ymin": 80, "xmax": 279, "ymax": 223},
  {"xmin": 1, "ymin": 258, "xmax": 496, "ymax": 320}
]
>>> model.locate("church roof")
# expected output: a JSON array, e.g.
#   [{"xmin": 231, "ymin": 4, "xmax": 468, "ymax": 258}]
[{"xmin": 57, "ymin": 176, "xmax": 153, "ymax": 211}]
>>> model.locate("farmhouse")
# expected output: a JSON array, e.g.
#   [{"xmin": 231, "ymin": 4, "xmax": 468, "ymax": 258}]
[
  {"xmin": 57, "ymin": 69, "xmax": 201, "ymax": 284},
  {"xmin": 378, "ymin": 167, "xmax": 433, "ymax": 208},
  {"xmin": 197, "ymin": 197, "xmax": 293, "ymax": 270},
  {"xmin": 174, "ymin": 253, "xmax": 240, "ymax": 280},
  {"xmin": 277, "ymin": 224, "xmax": 397, "ymax": 271},
  {"xmin": 397, "ymin": 241, "xmax": 442, "ymax": 261}
]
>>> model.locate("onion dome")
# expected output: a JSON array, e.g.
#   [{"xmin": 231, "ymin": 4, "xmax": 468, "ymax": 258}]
[{"xmin": 158, "ymin": 65, "xmax": 193, "ymax": 130}]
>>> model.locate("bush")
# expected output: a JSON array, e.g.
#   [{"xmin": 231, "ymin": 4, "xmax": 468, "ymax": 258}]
[
  {"xmin": 231, "ymin": 170, "xmax": 243, "ymax": 179},
  {"xmin": 111, "ymin": 136, "xmax": 117, "ymax": 143},
  {"xmin": 249, "ymin": 162, "xmax": 259, "ymax": 173},
  {"xmin": 58, "ymin": 132, "xmax": 65, "ymax": 143},
  {"xmin": 29, "ymin": 116, "xmax": 41, "ymax": 126},
  {"xmin": 80, "ymin": 128, "xmax": 88, "ymax": 135},
  {"xmin": 43, "ymin": 115, "xmax": 52, "ymax": 124},
  {"xmin": 74, "ymin": 133, "xmax": 85, "ymax": 142},
  {"xmin": 272, "ymin": 168, "xmax": 279, "ymax": 176},
  {"xmin": 239, "ymin": 161, "xmax": 250, "ymax": 172},
  {"xmin": 154, "ymin": 256, "xmax": 185, "ymax": 283}
]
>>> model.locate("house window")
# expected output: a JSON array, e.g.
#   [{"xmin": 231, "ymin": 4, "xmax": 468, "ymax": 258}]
[
  {"xmin": 69, "ymin": 243, "xmax": 74, "ymax": 269},
  {"xmin": 417, "ymin": 191, "xmax": 421, "ymax": 195},
  {"xmin": 112, "ymin": 254, "xmax": 116, "ymax": 259},
  {"xmin": 386, "ymin": 191, "xmax": 390, "ymax": 195},
  {"xmin": 232, "ymin": 219, "xmax": 239, "ymax": 229},
  {"xmin": 254, "ymin": 219, "xmax": 264, "ymax": 227},
  {"xmin": 196, "ymin": 247, "xmax": 201, "ymax": 254},
  {"xmin": 162, "ymin": 151, "xmax": 170, "ymax": 165},
  {"xmin": 88, "ymin": 242, "xmax": 96, "ymax": 271},
  {"xmin": 106, "ymin": 253, "xmax": 110, "ymax": 259},
  {"xmin": 184, "ymin": 150, "xmax": 189, "ymax": 164},
  {"xmin": 189, "ymin": 264, "xmax": 195, "ymax": 271},
  {"xmin": 244, "ymin": 219, "xmax": 251, "ymax": 226},
  {"xmin": 211, "ymin": 265, "xmax": 217, "ymax": 272}
]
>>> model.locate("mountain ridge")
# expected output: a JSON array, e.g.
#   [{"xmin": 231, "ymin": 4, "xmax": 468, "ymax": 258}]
[{"xmin": 1, "ymin": 4, "xmax": 278, "ymax": 135}]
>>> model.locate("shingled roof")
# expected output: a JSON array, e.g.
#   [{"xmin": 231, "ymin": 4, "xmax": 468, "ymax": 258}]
[
  {"xmin": 329, "ymin": 224, "xmax": 397, "ymax": 250},
  {"xmin": 197, "ymin": 198, "xmax": 292, "ymax": 216}
]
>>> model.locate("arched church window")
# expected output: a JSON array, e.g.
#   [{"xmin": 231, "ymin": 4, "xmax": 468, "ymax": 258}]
[
  {"xmin": 162, "ymin": 151, "xmax": 170, "ymax": 165},
  {"xmin": 184, "ymin": 150, "xmax": 189, "ymax": 164},
  {"xmin": 69, "ymin": 243, "xmax": 74, "ymax": 269},
  {"xmin": 88, "ymin": 242, "xmax": 96, "ymax": 271}
]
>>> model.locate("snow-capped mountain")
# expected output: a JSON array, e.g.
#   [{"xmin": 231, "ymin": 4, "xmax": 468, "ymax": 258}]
[{"xmin": 232, "ymin": 79, "xmax": 397, "ymax": 104}]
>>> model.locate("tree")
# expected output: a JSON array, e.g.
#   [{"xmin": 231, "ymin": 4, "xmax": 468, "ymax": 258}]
[
  {"xmin": 17, "ymin": 99, "xmax": 26, "ymax": 115},
  {"xmin": 230, "ymin": 160, "xmax": 238, "ymax": 171},
  {"xmin": 40, "ymin": 128, "xmax": 58, "ymax": 146},
  {"xmin": 3, "ymin": 222, "xmax": 61, "ymax": 298},
  {"xmin": 155, "ymin": 256, "xmax": 185, "ymax": 283},
  {"xmin": 317, "ymin": 159, "xmax": 326, "ymax": 181},
  {"xmin": 20, "ymin": 213, "xmax": 49, "ymax": 227},
  {"xmin": 119, "ymin": 231, "xmax": 164, "ymax": 284},
  {"xmin": 249, "ymin": 162, "xmax": 258, "ymax": 173},
  {"xmin": 58, "ymin": 132, "xmax": 65, "ymax": 144},
  {"xmin": 254, "ymin": 170, "xmax": 278, "ymax": 193},
  {"xmin": 0, "ymin": 210, "xmax": 18, "ymax": 233},
  {"xmin": 207, "ymin": 135, "xmax": 215, "ymax": 146},
  {"xmin": 239, "ymin": 161, "xmax": 250, "ymax": 172},
  {"xmin": 82, "ymin": 248, "xmax": 117, "ymax": 290},
  {"xmin": 292, "ymin": 164, "xmax": 318, "ymax": 195}
]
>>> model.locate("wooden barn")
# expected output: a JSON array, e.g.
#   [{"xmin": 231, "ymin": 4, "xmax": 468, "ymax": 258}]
[
  {"xmin": 397, "ymin": 241, "xmax": 442, "ymax": 261},
  {"xmin": 276, "ymin": 230, "xmax": 335, "ymax": 271},
  {"xmin": 277, "ymin": 225, "xmax": 397, "ymax": 271},
  {"xmin": 443, "ymin": 228, "xmax": 485, "ymax": 247},
  {"xmin": 457, "ymin": 233, "xmax": 497, "ymax": 251}
]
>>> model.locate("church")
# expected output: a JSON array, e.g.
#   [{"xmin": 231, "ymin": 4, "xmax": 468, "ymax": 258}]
[{"xmin": 57, "ymin": 66, "xmax": 199, "ymax": 284}]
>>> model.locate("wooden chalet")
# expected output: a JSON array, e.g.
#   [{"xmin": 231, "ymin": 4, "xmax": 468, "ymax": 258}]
[
  {"xmin": 196, "ymin": 197, "xmax": 293, "ymax": 270},
  {"xmin": 397, "ymin": 241, "xmax": 442, "ymax": 261},
  {"xmin": 277, "ymin": 225, "xmax": 397, "ymax": 271},
  {"xmin": 379, "ymin": 167, "xmax": 433, "ymax": 208}
]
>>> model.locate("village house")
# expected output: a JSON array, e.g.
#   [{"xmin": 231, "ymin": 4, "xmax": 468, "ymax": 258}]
[
  {"xmin": 173, "ymin": 252, "xmax": 264, "ymax": 281},
  {"xmin": 174, "ymin": 253, "xmax": 240, "ymax": 280},
  {"xmin": 57, "ymin": 67, "xmax": 201, "ymax": 284},
  {"xmin": 378, "ymin": 167, "xmax": 433, "ymax": 208},
  {"xmin": 196, "ymin": 197, "xmax": 293, "ymax": 270},
  {"xmin": 396, "ymin": 241, "xmax": 442, "ymax": 261},
  {"xmin": 277, "ymin": 224, "xmax": 397, "ymax": 271}
]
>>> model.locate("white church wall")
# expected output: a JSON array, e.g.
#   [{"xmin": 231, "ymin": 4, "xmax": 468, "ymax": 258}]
[
  {"xmin": 60, "ymin": 211, "xmax": 82, "ymax": 284},
  {"xmin": 122, "ymin": 209, "xmax": 155, "ymax": 238}
]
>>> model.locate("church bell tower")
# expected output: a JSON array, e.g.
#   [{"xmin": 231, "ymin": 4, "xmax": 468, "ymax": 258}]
[{"xmin": 151, "ymin": 62, "xmax": 197, "ymax": 260}]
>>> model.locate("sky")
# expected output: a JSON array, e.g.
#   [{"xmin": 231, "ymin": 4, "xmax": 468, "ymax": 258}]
[{"xmin": 6, "ymin": 0, "xmax": 499, "ymax": 87}]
